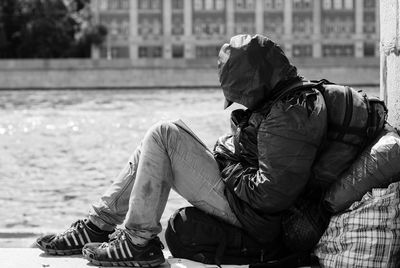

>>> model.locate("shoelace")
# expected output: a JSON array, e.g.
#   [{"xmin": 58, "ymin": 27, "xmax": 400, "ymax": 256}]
[
  {"xmin": 56, "ymin": 219, "xmax": 84, "ymax": 240},
  {"xmin": 99, "ymin": 228, "xmax": 127, "ymax": 249},
  {"xmin": 99, "ymin": 229, "xmax": 165, "ymax": 250}
]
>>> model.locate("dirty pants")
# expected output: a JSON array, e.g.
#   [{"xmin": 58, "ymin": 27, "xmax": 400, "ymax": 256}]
[{"xmin": 88, "ymin": 121, "xmax": 240, "ymax": 243}]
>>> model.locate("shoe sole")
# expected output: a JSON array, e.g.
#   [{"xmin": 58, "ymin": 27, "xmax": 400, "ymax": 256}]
[
  {"xmin": 36, "ymin": 241, "xmax": 82, "ymax": 256},
  {"xmin": 82, "ymin": 248, "xmax": 165, "ymax": 267}
]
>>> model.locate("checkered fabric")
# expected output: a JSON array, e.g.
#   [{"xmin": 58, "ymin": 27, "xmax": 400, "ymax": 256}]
[{"xmin": 314, "ymin": 181, "xmax": 400, "ymax": 268}]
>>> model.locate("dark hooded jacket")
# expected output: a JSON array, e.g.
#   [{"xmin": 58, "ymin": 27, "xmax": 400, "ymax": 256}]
[{"xmin": 214, "ymin": 35, "xmax": 327, "ymax": 244}]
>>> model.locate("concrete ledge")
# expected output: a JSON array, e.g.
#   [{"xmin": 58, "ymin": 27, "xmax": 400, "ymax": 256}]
[{"xmin": 0, "ymin": 248, "xmax": 317, "ymax": 268}]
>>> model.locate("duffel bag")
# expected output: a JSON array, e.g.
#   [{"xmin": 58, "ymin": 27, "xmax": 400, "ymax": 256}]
[{"xmin": 315, "ymin": 181, "xmax": 400, "ymax": 268}]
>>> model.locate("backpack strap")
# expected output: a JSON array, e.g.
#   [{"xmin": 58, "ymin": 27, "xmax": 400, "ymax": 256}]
[{"xmin": 333, "ymin": 86, "xmax": 354, "ymax": 142}]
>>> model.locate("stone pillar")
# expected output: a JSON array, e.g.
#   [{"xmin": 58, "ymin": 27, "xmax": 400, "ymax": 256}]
[
  {"xmin": 184, "ymin": 0, "xmax": 194, "ymax": 58},
  {"xmin": 355, "ymin": 0, "xmax": 364, "ymax": 58},
  {"xmin": 129, "ymin": 0, "xmax": 139, "ymax": 59},
  {"xmin": 226, "ymin": 0, "xmax": 235, "ymax": 37},
  {"xmin": 375, "ymin": 0, "xmax": 380, "ymax": 57},
  {"xmin": 91, "ymin": 0, "xmax": 100, "ymax": 59},
  {"xmin": 163, "ymin": 0, "xmax": 172, "ymax": 59},
  {"xmin": 312, "ymin": 0, "xmax": 322, "ymax": 58},
  {"xmin": 283, "ymin": 0, "xmax": 292, "ymax": 57},
  {"xmin": 380, "ymin": 0, "xmax": 400, "ymax": 128},
  {"xmin": 255, "ymin": 0, "xmax": 264, "ymax": 34}
]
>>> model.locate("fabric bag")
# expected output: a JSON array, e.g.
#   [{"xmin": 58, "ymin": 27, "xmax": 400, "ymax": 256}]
[
  {"xmin": 314, "ymin": 181, "xmax": 400, "ymax": 268},
  {"xmin": 324, "ymin": 124, "xmax": 400, "ymax": 213}
]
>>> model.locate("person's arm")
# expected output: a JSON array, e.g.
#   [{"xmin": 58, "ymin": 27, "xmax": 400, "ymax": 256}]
[{"xmin": 222, "ymin": 95, "xmax": 326, "ymax": 213}]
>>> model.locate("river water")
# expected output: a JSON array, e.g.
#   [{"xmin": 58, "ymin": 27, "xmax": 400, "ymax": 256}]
[{"xmin": 0, "ymin": 87, "xmax": 379, "ymax": 246}]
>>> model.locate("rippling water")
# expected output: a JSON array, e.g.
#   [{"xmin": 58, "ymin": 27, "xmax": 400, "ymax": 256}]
[
  {"xmin": 0, "ymin": 89, "xmax": 234, "ymax": 236},
  {"xmin": 0, "ymin": 87, "xmax": 379, "ymax": 241}
]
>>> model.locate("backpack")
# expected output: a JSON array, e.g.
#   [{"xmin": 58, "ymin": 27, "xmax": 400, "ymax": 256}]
[
  {"xmin": 165, "ymin": 207, "xmax": 317, "ymax": 267},
  {"xmin": 310, "ymin": 80, "xmax": 388, "ymax": 196},
  {"xmin": 273, "ymin": 79, "xmax": 387, "ymax": 252}
]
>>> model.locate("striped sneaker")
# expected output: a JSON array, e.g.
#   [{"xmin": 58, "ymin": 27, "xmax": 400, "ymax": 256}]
[
  {"xmin": 82, "ymin": 229, "xmax": 165, "ymax": 267},
  {"xmin": 36, "ymin": 219, "xmax": 112, "ymax": 255}
]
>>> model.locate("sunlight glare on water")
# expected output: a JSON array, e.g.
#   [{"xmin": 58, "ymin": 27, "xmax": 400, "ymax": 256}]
[{"xmin": 0, "ymin": 89, "xmax": 231, "ymax": 234}]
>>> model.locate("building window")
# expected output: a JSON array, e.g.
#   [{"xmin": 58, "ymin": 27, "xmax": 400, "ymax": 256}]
[
  {"xmin": 333, "ymin": 0, "xmax": 342, "ymax": 9},
  {"xmin": 235, "ymin": 15, "xmax": 255, "ymax": 34},
  {"xmin": 264, "ymin": 0, "xmax": 284, "ymax": 10},
  {"xmin": 195, "ymin": 46, "xmax": 220, "ymax": 58},
  {"xmin": 215, "ymin": 0, "xmax": 225, "ymax": 10},
  {"xmin": 322, "ymin": 0, "xmax": 332, "ymax": 9},
  {"xmin": 172, "ymin": 0, "xmax": 184, "ymax": 10},
  {"xmin": 193, "ymin": 18, "xmax": 225, "ymax": 36},
  {"xmin": 138, "ymin": 46, "xmax": 163, "ymax": 58},
  {"xmin": 150, "ymin": 0, "xmax": 161, "ymax": 9},
  {"xmin": 322, "ymin": 16, "xmax": 354, "ymax": 34},
  {"xmin": 194, "ymin": 0, "xmax": 203, "ymax": 10},
  {"xmin": 172, "ymin": 45, "xmax": 184, "ymax": 58},
  {"xmin": 293, "ymin": 0, "xmax": 312, "ymax": 9},
  {"xmin": 172, "ymin": 14, "xmax": 184, "ymax": 35},
  {"xmin": 363, "ymin": 13, "xmax": 375, "ymax": 33},
  {"xmin": 236, "ymin": 0, "xmax": 255, "ymax": 9},
  {"xmin": 99, "ymin": 0, "xmax": 108, "ymax": 10},
  {"xmin": 264, "ymin": 14, "xmax": 283, "ymax": 34},
  {"xmin": 100, "ymin": 46, "xmax": 129, "ymax": 59},
  {"xmin": 205, "ymin": 0, "xmax": 214, "ymax": 10},
  {"xmin": 121, "ymin": 0, "xmax": 129, "ymax": 9},
  {"xmin": 364, "ymin": 43, "xmax": 375, "ymax": 57},
  {"xmin": 193, "ymin": 0, "xmax": 225, "ymax": 11},
  {"xmin": 343, "ymin": 0, "xmax": 353, "ymax": 9},
  {"xmin": 293, "ymin": 15, "xmax": 312, "ymax": 34},
  {"xmin": 364, "ymin": 0, "xmax": 375, "ymax": 8},
  {"xmin": 139, "ymin": 0, "xmax": 161, "ymax": 10},
  {"xmin": 322, "ymin": 44, "xmax": 354, "ymax": 57},
  {"xmin": 138, "ymin": 16, "xmax": 162, "ymax": 35},
  {"xmin": 292, "ymin": 45, "xmax": 312, "ymax": 58},
  {"xmin": 323, "ymin": 0, "xmax": 354, "ymax": 10},
  {"xmin": 100, "ymin": 16, "xmax": 130, "ymax": 37},
  {"xmin": 138, "ymin": 0, "xmax": 149, "ymax": 9}
]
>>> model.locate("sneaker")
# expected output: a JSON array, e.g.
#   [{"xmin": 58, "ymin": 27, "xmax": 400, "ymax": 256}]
[
  {"xmin": 82, "ymin": 229, "xmax": 165, "ymax": 267},
  {"xmin": 36, "ymin": 219, "xmax": 112, "ymax": 255}
]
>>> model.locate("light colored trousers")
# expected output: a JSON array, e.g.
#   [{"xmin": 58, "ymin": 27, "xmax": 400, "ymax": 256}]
[{"xmin": 89, "ymin": 121, "xmax": 240, "ymax": 243}]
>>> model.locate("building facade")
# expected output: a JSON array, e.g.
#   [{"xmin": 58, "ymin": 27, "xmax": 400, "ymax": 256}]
[{"xmin": 91, "ymin": 0, "xmax": 379, "ymax": 60}]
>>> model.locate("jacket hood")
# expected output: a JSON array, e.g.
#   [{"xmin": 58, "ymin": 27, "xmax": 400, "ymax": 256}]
[{"xmin": 218, "ymin": 34, "xmax": 299, "ymax": 110}]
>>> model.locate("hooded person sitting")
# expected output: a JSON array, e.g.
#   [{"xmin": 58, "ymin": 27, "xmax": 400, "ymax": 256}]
[{"xmin": 35, "ymin": 34, "xmax": 385, "ymax": 267}]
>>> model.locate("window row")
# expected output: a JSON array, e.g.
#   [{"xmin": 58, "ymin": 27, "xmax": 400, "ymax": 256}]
[
  {"xmin": 322, "ymin": 17, "xmax": 354, "ymax": 34},
  {"xmin": 98, "ymin": 0, "xmax": 129, "ymax": 10},
  {"xmin": 100, "ymin": 18, "xmax": 130, "ymax": 36},
  {"xmin": 293, "ymin": 44, "xmax": 376, "ymax": 58},
  {"xmin": 138, "ymin": 17, "xmax": 163, "ymax": 35},
  {"xmin": 292, "ymin": 0, "xmax": 312, "ymax": 10},
  {"xmin": 99, "ymin": 46, "xmax": 130, "ymax": 58},
  {"xmin": 193, "ymin": 19, "xmax": 226, "ymax": 36},
  {"xmin": 138, "ymin": 0, "xmax": 162, "ymax": 10},
  {"xmin": 322, "ymin": 0, "xmax": 354, "ymax": 10},
  {"xmin": 98, "ymin": 43, "xmax": 377, "ymax": 59},
  {"xmin": 96, "ymin": 0, "xmax": 378, "ymax": 13},
  {"xmin": 193, "ymin": 0, "xmax": 225, "ymax": 11},
  {"xmin": 235, "ymin": 0, "xmax": 255, "ymax": 10}
]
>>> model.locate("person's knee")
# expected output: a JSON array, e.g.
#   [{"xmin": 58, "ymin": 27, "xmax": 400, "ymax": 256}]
[{"xmin": 148, "ymin": 120, "xmax": 179, "ymax": 143}]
